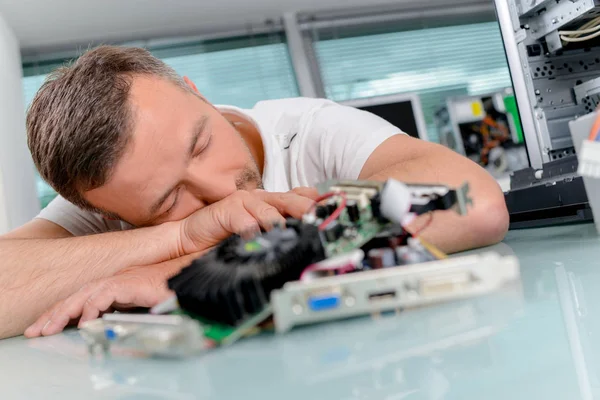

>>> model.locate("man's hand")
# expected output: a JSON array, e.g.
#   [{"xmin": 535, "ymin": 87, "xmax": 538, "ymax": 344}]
[
  {"xmin": 24, "ymin": 188, "xmax": 319, "ymax": 338},
  {"xmin": 177, "ymin": 188, "xmax": 318, "ymax": 255},
  {"xmin": 24, "ymin": 253, "xmax": 201, "ymax": 338}
]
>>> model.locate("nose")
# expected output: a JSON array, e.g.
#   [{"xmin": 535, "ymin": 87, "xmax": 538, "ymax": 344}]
[{"xmin": 184, "ymin": 168, "xmax": 237, "ymax": 205}]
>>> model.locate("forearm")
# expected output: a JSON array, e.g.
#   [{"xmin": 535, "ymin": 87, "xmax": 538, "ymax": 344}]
[
  {"xmin": 0, "ymin": 222, "xmax": 184, "ymax": 338},
  {"xmin": 363, "ymin": 140, "xmax": 509, "ymax": 253}
]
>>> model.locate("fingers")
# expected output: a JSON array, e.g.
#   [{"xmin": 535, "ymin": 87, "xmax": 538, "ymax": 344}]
[
  {"xmin": 25, "ymin": 281, "xmax": 115, "ymax": 337},
  {"xmin": 78, "ymin": 288, "xmax": 122, "ymax": 326},
  {"xmin": 182, "ymin": 188, "xmax": 317, "ymax": 253},
  {"xmin": 183, "ymin": 191, "xmax": 286, "ymax": 250},
  {"xmin": 24, "ymin": 282, "xmax": 98, "ymax": 337},
  {"xmin": 240, "ymin": 192, "xmax": 287, "ymax": 231},
  {"xmin": 253, "ymin": 190, "xmax": 315, "ymax": 219},
  {"xmin": 25, "ymin": 266, "xmax": 178, "ymax": 338},
  {"xmin": 24, "ymin": 301, "xmax": 64, "ymax": 338},
  {"xmin": 78, "ymin": 277, "xmax": 168, "ymax": 326},
  {"xmin": 290, "ymin": 187, "xmax": 320, "ymax": 200},
  {"xmin": 44, "ymin": 283, "xmax": 113, "ymax": 336}
]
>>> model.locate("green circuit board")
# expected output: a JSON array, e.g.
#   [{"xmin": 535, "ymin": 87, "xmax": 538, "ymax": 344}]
[
  {"xmin": 175, "ymin": 306, "xmax": 272, "ymax": 346},
  {"xmin": 323, "ymin": 203, "xmax": 390, "ymax": 257}
]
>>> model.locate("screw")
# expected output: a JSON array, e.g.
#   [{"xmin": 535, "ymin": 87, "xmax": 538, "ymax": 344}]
[
  {"xmin": 524, "ymin": 24, "xmax": 530, "ymax": 29},
  {"xmin": 535, "ymin": 89, "xmax": 541, "ymax": 95},
  {"xmin": 552, "ymin": 18, "xmax": 558, "ymax": 24}
]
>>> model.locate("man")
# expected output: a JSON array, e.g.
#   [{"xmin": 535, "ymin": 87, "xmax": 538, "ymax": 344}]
[{"xmin": 0, "ymin": 46, "xmax": 509, "ymax": 339}]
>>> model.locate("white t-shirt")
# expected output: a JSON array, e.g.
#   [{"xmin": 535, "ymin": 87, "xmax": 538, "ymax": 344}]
[{"xmin": 37, "ymin": 97, "xmax": 403, "ymax": 236}]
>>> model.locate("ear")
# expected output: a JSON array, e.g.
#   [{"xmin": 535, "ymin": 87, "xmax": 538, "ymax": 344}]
[
  {"xmin": 183, "ymin": 76, "xmax": 200, "ymax": 94},
  {"xmin": 183, "ymin": 75, "xmax": 212, "ymax": 103}
]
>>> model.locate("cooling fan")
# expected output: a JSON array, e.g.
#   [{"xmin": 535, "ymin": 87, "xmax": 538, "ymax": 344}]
[{"xmin": 168, "ymin": 220, "xmax": 325, "ymax": 326}]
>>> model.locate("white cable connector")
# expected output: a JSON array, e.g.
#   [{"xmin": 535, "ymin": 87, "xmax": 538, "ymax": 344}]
[
  {"xmin": 379, "ymin": 179, "xmax": 411, "ymax": 224},
  {"xmin": 578, "ymin": 140, "xmax": 600, "ymax": 179}
]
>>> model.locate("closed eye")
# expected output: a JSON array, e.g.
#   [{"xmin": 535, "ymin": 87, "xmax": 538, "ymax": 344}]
[
  {"xmin": 193, "ymin": 132, "xmax": 212, "ymax": 158},
  {"xmin": 162, "ymin": 187, "xmax": 182, "ymax": 217}
]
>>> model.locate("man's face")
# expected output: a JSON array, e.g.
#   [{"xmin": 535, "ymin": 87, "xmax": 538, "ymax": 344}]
[{"xmin": 84, "ymin": 76, "xmax": 262, "ymax": 226}]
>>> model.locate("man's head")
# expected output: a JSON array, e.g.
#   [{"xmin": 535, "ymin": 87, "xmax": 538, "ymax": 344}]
[{"xmin": 27, "ymin": 46, "xmax": 262, "ymax": 226}]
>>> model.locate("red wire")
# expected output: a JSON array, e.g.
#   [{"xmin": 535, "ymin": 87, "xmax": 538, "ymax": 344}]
[
  {"xmin": 300, "ymin": 262, "xmax": 355, "ymax": 281},
  {"xmin": 588, "ymin": 111, "xmax": 600, "ymax": 141},
  {"xmin": 315, "ymin": 192, "xmax": 336, "ymax": 203},
  {"xmin": 318, "ymin": 193, "xmax": 347, "ymax": 231},
  {"xmin": 306, "ymin": 192, "xmax": 336, "ymax": 215},
  {"xmin": 408, "ymin": 212, "xmax": 434, "ymax": 237}
]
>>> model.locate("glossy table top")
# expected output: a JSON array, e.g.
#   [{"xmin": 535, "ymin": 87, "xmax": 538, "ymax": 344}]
[{"xmin": 3, "ymin": 223, "xmax": 600, "ymax": 400}]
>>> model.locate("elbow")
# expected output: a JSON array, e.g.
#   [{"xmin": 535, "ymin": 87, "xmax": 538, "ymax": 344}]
[{"xmin": 471, "ymin": 195, "xmax": 509, "ymax": 248}]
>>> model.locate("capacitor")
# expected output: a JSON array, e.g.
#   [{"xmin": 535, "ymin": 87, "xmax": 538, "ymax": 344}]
[
  {"xmin": 388, "ymin": 236, "xmax": 403, "ymax": 249},
  {"xmin": 326, "ymin": 199, "xmax": 338, "ymax": 216},
  {"xmin": 324, "ymin": 221, "xmax": 345, "ymax": 242},
  {"xmin": 396, "ymin": 246, "xmax": 429, "ymax": 265},
  {"xmin": 368, "ymin": 248, "xmax": 396, "ymax": 269},
  {"xmin": 315, "ymin": 205, "xmax": 328, "ymax": 219},
  {"xmin": 370, "ymin": 194, "xmax": 385, "ymax": 222},
  {"xmin": 381, "ymin": 248, "xmax": 396, "ymax": 267},
  {"xmin": 368, "ymin": 249, "xmax": 384, "ymax": 269},
  {"xmin": 346, "ymin": 200, "xmax": 360, "ymax": 222}
]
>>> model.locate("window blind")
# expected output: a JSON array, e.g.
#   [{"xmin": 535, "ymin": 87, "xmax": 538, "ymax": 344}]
[
  {"xmin": 312, "ymin": 21, "xmax": 512, "ymax": 142},
  {"xmin": 22, "ymin": 33, "xmax": 299, "ymax": 208}
]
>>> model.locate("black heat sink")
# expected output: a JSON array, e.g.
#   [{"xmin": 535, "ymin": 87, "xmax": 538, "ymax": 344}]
[{"xmin": 168, "ymin": 220, "xmax": 325, "ymax": 326}]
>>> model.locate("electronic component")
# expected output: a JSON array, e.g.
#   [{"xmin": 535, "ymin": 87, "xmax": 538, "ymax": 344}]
[
  {"xmin": 367, "ymin": 248, "xmax": 395, "ymax": 269},
  {"xmin": 323, "ymin": 221, "xmax": 344, "ymax": 242},
  {"xmin": 368, "ymin": 248, "xmax": 384, "ymax": 269},
  {"xmin": 325, "ymin": 199, "xmax": 337, "ymax": 216},
  {"xmin": 494, "ymin": 0, "xmax": 600, "ymax": 228},
  {"xmin": 379, "ymin": 179, "xmax": 411, "ymax": 224},
  {"xmin": 151, "ymin": 178, "xmax": 478, "ymax": 348},
  {"xmin": 79, "ymin": 313, "xmax": 206, "ymax": 357},
  {"xmin": 168, "ymin": 223, "xmax": 325, "ymax": 326},
  {"xmin": 300, "ymin": 249, "xmax": 364, "ymax": 282},
  {"xmin": 307, "ymin": 291, "xmax": 342, "ymax": 312},
  {"xmin": 346, "ymin": 200, "xmax": 360, "ymax": 222},
  {"xmin": 271, "ymin": 251, "xmax": 520, "ymax": 333},
  {"xmin": 315, "ymin": 205, "xmax": 328, "ymax": 219}
]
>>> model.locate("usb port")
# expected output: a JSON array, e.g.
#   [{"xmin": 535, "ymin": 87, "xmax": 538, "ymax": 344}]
[{"xmin": 368, "ymin": 290, "xmax": 397, "ymax": 301}]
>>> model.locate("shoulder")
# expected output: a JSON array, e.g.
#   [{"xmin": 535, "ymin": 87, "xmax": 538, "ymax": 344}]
[
  {"xmin": 36, "ymin": 195, "xmax": 132, "ymax": 236},
  {"xmin": 248, "ymin": 97, "xmax": 338, "ymax": 128},
  {"xmin": 252, "ymin": 97, "xmax": 337, "ymax": 114}
]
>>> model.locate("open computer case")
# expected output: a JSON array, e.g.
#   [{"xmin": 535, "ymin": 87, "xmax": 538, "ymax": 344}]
[{"xmin": 494, "ymin": 0, "xmax": 600, "ymax": 228}]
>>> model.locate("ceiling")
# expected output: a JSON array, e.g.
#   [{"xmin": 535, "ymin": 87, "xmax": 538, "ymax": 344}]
[{"xmin": 0, "ymin": 0, "xmax": 435, "ymax": 53}]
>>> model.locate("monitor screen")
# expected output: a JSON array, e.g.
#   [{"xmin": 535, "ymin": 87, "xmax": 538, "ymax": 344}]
[
  {"xmin": 341, "ymin": 94, "xmax": 427, "ymax": 140},
  {"xmin": 356, "ymin": 101, "xmax": 421, "ymax": 139}
]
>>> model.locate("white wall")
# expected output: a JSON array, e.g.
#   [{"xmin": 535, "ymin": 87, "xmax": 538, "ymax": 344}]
[{"xmin": 0, "ymin": 13, "xmax": 40, "ymax": 234}]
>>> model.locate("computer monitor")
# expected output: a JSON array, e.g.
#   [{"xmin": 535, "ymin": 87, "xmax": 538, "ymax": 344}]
[{"xmin": 341, "ymin": 93, "xmax": 429, "ymax": 141}]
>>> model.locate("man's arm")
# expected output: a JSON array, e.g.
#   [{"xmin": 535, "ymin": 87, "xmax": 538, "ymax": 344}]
[
  {"xmin": 360, "ymin": 135, "xmax": 509, "ymax": 253},
  {"xmin": 0, "ymin": 190, "xmax": 315, "ymax": 339},
  {"xmin": 0, "ymin": 219, "xmax": 184, "ymax": 339},
  {"xmin": 24, "ymin": 252, "xmax": 202, "ymax": 338}
]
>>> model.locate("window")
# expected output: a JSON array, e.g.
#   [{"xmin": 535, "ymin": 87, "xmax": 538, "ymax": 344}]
[
  {"xmin": 155, "ymin": 35, "xmax": 299, "ymax": 108},
  {"xmin": 22, "ymin": 33, "xmax": 298, "ymax": 208},
  {"xmin": 22, "ymin": 74, "xmax": 56, "ymax": 209},
  {"xmin": 312, "ymin": 21, "xmax": 511, "ymax": 142}
]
